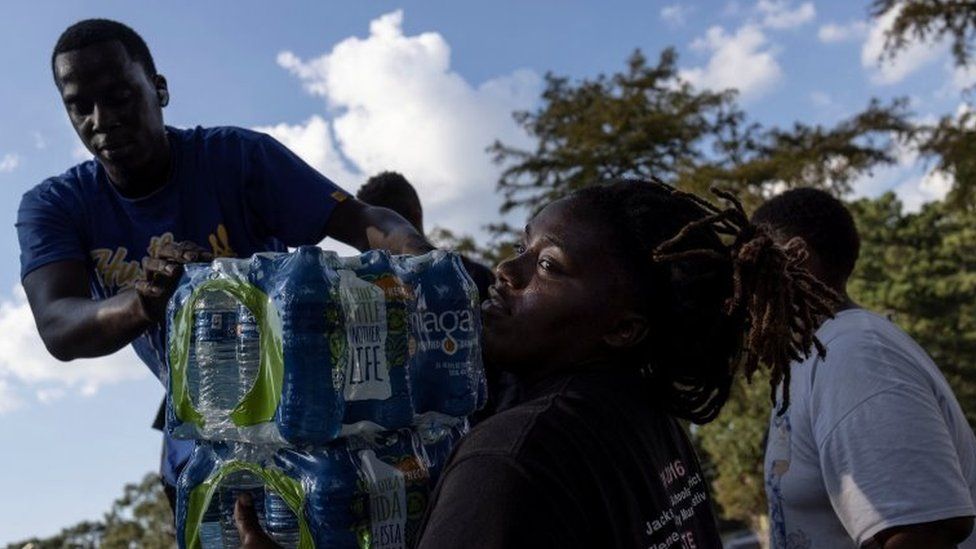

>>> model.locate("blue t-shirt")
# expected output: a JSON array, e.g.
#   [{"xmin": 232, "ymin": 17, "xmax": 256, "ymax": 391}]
[{"xmin": 16, "ymin": 125, "xmax": 349, "ymax": 482}]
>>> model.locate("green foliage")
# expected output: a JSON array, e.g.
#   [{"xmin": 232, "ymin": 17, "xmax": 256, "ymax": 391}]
[
  {"xmin": 872, "ymin": 0, "xmax": 976, "ymax": 68},
  {"xmin": 6, "ymin": 473, "xmax": 174, "ymax": 549},
  {"xmin": 696, "ymin": 374, "xmax": 771, "ymax": 530},
  {"xmin": 679, "ymin": 98, "xmax": 912, "ymax": 209},
  {"xmin": 849, "ymin": 193, "xmax": 976, "ymax": 425},
  {"xmin": 488, "ymin": 49, "xmax": 745, "ymax": 214},
  {"xmin": 916, "ymin": 111, "xmax": 976, "ymax": 209},
  {"xmin": 490, "ymin": 49, "xmax": 909, "ymax": 219}
]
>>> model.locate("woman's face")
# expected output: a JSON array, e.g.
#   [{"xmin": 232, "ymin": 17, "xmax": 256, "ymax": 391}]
[{"xmin": 482, "ymin": 197, "xmax": 639, "ymax": 377}]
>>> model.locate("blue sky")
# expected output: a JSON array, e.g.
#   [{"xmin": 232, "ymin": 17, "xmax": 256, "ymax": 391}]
[{"xmin": 0, "ymin": 0, "xmax": 968, "ymax": 542}]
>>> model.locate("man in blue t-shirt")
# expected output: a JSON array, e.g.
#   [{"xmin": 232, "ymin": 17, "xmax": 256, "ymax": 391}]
[{"xmin": 16, "ymin": 19, "xmax": 432, "ymax": 506}]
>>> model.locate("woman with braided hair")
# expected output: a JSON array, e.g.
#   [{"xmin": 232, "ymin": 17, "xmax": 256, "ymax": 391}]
[{"xmin": 235, "ymin": 179, "xmax": 839, "ymax": 548}]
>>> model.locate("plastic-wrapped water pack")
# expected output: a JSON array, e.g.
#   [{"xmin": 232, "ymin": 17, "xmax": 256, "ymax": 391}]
[
  {"xmin": 170, "ymin": 247, "xmax": 485, "ymax": 548},
  {"xmin": 166, "ymin": 247, "xmax": 346, "ymax": 445},
  {"xmin": 178, "ymin": 427, "xmax": 457, "ymax": 549}
]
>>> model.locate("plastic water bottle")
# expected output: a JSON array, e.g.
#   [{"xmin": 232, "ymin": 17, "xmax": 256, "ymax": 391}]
[
  {"xmin": 350, "ymin": 430, "xmax": 432, "ymax": 549},
  {"xmin": 339, "ymin": 250, "xmax": 412, "ymax": 434},
  {"xmin": 198, "ymin": 502, "xmax": 222, "ymax": 548},
  {"xmin": 218, "ymin": 470, "xmax": 265, "ymax": 549},
  {"xmin": 237, "ymin": 303, "xmax": 260, "ymax": 402},
  {"xmin": 396, "ymin": 251, "xmax": 481, "ymax": 419},
  {"xmin": 275, "ymin": 247, "xmax": 345, "ymax": 445},
  {"xmin": 276, "ymin": 444, "xmax": 364, "ymax": 548},
  {"xmin": 265, "ymin": 490, "xmax": 300, "ymax": 548},
  {"xmin": 194, "ymin": 289, "xmax": 240, "ymax": 418}
]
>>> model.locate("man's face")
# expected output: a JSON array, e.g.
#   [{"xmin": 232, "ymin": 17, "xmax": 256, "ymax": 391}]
[
  {"xmin": 54, "ymin": 41, "xmax": 167, "ymax": 176},
  {"xmin": 481, "ymin": 197, "xmax": 634, "ymax": 376}
]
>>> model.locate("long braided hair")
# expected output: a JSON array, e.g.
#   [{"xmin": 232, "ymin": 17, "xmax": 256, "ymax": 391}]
[{"xmin": 569, "ymin": 179, "xmax": 840, "ymax": 423}]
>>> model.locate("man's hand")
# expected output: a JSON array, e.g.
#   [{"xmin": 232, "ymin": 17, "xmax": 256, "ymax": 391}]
[
  {"xmin": 234, "ymin": 494, "xmax": 280, "ymax": 549},
  {"xmin": 135, "ymin": 241, "xmax": 213, "ymax": 323},
  {"xmin": 326, "ymin": 199, "xmax": 435, "ymax": 256}
]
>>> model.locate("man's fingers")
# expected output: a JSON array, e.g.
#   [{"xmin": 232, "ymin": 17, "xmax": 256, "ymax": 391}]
[
  {"xmin": 234, "ymin": 493, "xmax": 277, "ymax": 548},
  {"xmin": 142, "ymin": 257, "xmax": 179, "ymax": 278},
  {"xmin": 134, "ymin": 279, "xmax": 165, "ymax": 298},
  {"xmin": 154, "ymin": 241, "xmax": 213, "ymax": 263}
]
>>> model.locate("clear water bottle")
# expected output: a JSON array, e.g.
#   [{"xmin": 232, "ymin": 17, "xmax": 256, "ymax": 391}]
[
  {"xmin": 198, "ymin": 500, "xmax": 223, "ymax": 548},
  {"xmin": 218, "ymin": 470, "xmax": 266, "ymax": 549},
  {"xmin": 237, "ymin": 303, "xmax": 260, "ymax": 402},
  {"xmin": 265, "ymin": 490, "xmax": 300, "ymax": 548},
  {"xmin": 194, "ymin": 289, "xmax": 240, "ymax": 418}
]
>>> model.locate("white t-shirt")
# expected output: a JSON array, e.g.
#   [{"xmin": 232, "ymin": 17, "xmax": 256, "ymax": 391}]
[{"xmin": 764, "ymin": 308, "xmax": 976, "ymax": 548}]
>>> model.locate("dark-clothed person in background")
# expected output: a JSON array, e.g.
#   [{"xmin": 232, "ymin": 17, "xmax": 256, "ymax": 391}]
[
  {"xmin": 17, "ymin": 18, "xmax": 431, "ymax": 515},
  {"xmin": 754, "ymin": 188, "xmax": 976, "ymax": 548}
]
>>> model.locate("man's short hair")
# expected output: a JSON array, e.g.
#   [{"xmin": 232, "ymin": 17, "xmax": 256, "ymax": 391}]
[
  {"xmin": 357, "ymin": 171, "xmax": 422, "ymax": 220},
  {"xmin": 751, "ymin": 187, "xmax": 860, "ymax": 286},
  {"xmin": 52, "ymin": 19, "xmax": 157, "ymax": 79}
]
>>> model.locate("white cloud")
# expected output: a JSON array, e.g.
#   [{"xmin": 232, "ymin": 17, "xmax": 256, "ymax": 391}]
[
  {"xmin": 32, "ymin": 131, "xmax": 47, "ymax": 150},
  {"xmin": 254, "ymin": 115, "xmax": 359, "ymax": 189},
  {"xmin": 0, "ymin": 285, "xmax": 148, "ymax": 414},
  {"xmin": 850, "ymin": 138, "xmax": 952, "ymax": 212},
  {"xmin": 862, "ymin": 4, "xmax": 945, "ymax": 85},
  {"xmin": 756, "ymin": 0, "xmax": 815, "ymax": 29},
  {"xmin": 661, "ymin": 4, "xmax": 690, "ymax": 26},
  {"xmin": 810, "ymin": 90, "xmax": 834, "ymax": 108},
  {"xmin": 681, "ymin": 24, "xmax": 782, "ymax": 101},
  {"xmin": 36, "ymin": 387, "xmax": 66, "ymax": 404},
  {"xmin": 0, "ymin": 153, "xmax": 20, "ymax": 173},
  {"xmin": 0, "ymin": 379, "xmax": 23, "ymax": 414},
  {"xmin": 895, "ymin": 168, "xmax": 953, "ymax": 212},
  {"xmin": 818, "ymin": 21, "xmax": 869, "ymax": 43},
  {"xmin": 939, "ymin": 62, "xmax": 976, "ymax": 97},
  {"xmin": 268, "ymin": 10, "xmax": 541, "ymax": 239}
]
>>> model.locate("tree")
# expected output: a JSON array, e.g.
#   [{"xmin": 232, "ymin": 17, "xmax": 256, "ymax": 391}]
[
  {"xmin": 848, "ymin": 193, "xmax": 976, "ymax": 425},
  {"xmin": 6, "ymin": 473, "xmax": 174, "ymax": 549},
  {"xmin": 490, "ymin": 49, "xmax": 910, "ymax": 214},
  {"xmin": 488, "ymin": 49, "xmax": 746, "ymax": 215},
  {"xmin": 873, "ymin": 0, "xmax": 976, "ymax": 68},
  {"xmin": 871, "ymin": 0, "xmax": 976, "ymax": 210}
]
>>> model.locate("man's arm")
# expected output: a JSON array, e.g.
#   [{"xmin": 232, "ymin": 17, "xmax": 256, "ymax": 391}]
[
  {"xmin": 325, "ymin": 198, "xmax": 434, "ymax": 255},
  {"xmin": 869, "ymin": 517, "xmax": 974, "ymax": 548},
  {"xmin": 23, "ymin": 260, "xmax": 151, "ymax": 360},
  {"xmin": 23, "ymin": 242, "xmax": 210, "ymax": 361}
]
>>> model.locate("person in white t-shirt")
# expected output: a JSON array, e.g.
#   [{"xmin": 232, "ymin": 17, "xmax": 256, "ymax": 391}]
[{"xmin": 753, "ymin": 188, "xmax": 976, "ymax": 548}]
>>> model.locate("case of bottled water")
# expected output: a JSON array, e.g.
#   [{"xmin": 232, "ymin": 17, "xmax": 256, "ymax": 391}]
[
  {"xmin": 178, "ymin": 429, "xmax": 451, "ymax": 549},
  {"xmin": 170, "ymin": 248, "xmax": 481, "ymax": 548}
]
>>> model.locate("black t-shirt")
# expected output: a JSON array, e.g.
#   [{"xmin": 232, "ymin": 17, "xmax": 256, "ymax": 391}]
[{"xmin": 416, "ymin": 370, "xmax": 722, "ymax": 549}]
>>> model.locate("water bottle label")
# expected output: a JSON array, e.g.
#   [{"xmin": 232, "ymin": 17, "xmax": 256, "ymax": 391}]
[
  {"xmin": 339, "ymin": 271, "xmax": 392, "ymax": 401},
  {"xmin": 411, "ymin": 291, "xmax": 478, "ymax": 357},
  {"xmin": 195, "ymin": 311, "xmax": 237, "ymax": 341},
  {"xmin": 359, "ymin": 449, "xmax": 407, "ymax": 549}
]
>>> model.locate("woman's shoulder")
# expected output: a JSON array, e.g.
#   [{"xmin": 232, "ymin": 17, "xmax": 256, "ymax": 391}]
[{"xmin": 456, "ymin": 371, "xmax": 655, "ymax": 463}]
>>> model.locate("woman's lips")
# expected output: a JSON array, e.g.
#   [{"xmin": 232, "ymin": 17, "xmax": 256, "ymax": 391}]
[{"xmin": 483, "ymin": 287, "xmax": 510, "ymax": 316}]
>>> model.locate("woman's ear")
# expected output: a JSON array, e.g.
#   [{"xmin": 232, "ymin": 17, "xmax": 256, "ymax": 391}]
[{"xmin": 603, "ymin": 313, "xmax": 649, "ymax": 350}]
